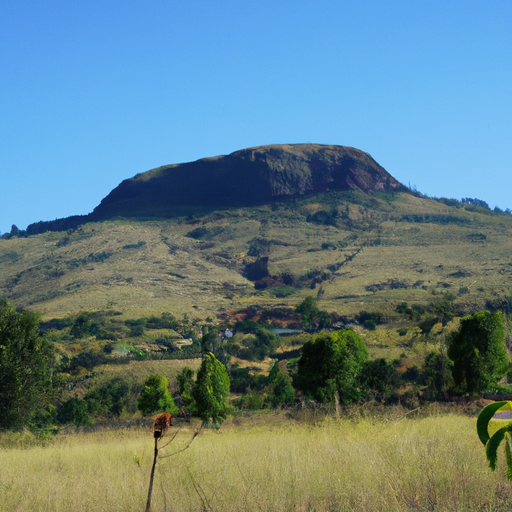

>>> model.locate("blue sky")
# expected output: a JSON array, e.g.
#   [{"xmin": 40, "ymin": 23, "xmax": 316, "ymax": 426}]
[{"xmin": 1, "ymin": 1, "xmax": 511, "ymax": 233}]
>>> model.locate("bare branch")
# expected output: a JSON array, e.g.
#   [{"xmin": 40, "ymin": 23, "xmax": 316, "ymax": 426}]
[{"xmin": 160, "ymin": 425, "xmax": 202, "ymax": 459}]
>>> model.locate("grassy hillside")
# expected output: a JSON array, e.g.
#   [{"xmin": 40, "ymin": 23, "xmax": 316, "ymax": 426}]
[{"xmin": 1, "ymin": 191, "xmax": 511, "ymax": 321}]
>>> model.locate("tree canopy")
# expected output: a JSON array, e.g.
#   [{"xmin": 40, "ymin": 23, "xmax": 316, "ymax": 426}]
[
  {"xmin": 448, "ymin": 310, "xmax": 509, "ymax": 394},
  {"xmin": 0, "ymin": 299, "xmax": 56, "ymax": 430},
  {"xmin": 192, "ymin": 351, "xmax": 230, "ymax": 427},
  {"xmin": 295, "ymin": 330, "xmax": 369, "ymax": 403},
  {"xmin": 137, "ymin": 374, "xmax": 178, "ymax": 416}
]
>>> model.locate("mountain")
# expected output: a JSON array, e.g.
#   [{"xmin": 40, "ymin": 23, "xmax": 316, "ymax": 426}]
[
  {"xmin": 89, "ymin": 144, "xmax": 406, "ymax": 221},
  {"xmin": 1, "ymin": 144, "xmax": 512, "ymax": 320}
]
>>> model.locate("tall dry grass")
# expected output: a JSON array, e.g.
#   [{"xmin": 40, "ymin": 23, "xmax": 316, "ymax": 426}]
[{"xmin": 1, "ymin": 410, "xmax": 512, "ymax": 511}]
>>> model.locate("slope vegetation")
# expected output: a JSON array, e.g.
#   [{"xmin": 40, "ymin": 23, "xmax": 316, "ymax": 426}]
[{"xmin": 2, "ymin": 188, "xmax": 512, "ymax": 320}]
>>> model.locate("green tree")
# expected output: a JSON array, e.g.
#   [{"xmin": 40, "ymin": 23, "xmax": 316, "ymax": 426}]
[
  {"xmin": 360, "ymin": 358, "xmax": 402, "ymax": 402},
  {"xmin": 57, "ymin": 397, "xmax": 93, "ymax": 426},
  {"xmin": 295, "ymin": 330, "xmax": 369, "ymax": 403},
  {"xmin": 125, "ymin": 318, "xmax": 146, "ymax": 337},
  {"xmin": 70, "ymin": 312, "xmax": 94, "ymax": 339},
  {"xmin": 448, "ymin": 310, "xmax": 509, "ymax": 394},
  {"xmin": 267, "ymin": 360, "xmax": 294, "ymax": 406},
  {"xmin": 0, "ymin": 299, "xmax": 56, "ymax": 430},
  {"xmin": 296, "ymin": 296, "xmax": 319, "ymax": 328},
  {"xmin": 85, "ymin": 376, "xmax": 133, "ymax": 417},
  {"xmin": 176, "ymin": 366, "xmax": 195, "ymax": 407},
  {"xmin": 193, "ymin": 351, "xmax": 230, "ymax": 427},
  {"xmin": 422, "ymin": 350, "xmax": 453, "ymax": 399},
  {"xmin": 137, "ymin": 374, "xmax": 178, "ymax": 416},
  {"xmin": 270, "ymin": 371, "xmax": 295, "ymax": 406}
]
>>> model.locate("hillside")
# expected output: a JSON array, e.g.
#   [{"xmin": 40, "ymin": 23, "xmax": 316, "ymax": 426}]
[{"xmin": 1, "ymin": 143, "xmax": 512, "ymax": 321}]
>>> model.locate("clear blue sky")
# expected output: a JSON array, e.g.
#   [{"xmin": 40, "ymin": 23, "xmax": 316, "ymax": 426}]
[{"xmin": 1, "ymin": 1, "xmax": 511, "ymax": 234}]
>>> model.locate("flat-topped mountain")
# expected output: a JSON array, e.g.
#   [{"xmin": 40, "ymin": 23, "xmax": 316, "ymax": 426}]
[{"xmin": 89, "ymin": 144, "xmax": 406, "ymax": 220}]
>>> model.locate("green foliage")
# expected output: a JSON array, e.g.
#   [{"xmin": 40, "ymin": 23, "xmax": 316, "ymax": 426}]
[
  {"xmin": 125, "ymin": 318, "xmax": 146, "ymax": 337},
  {"xmin": 448, "ymin": 311, "xmax": 509, "ymax": 394},
  {"xmin": 145, "ymin": 312, "xmax": 178, "ymax": 330},
  {"xmin": 430, "ymin": 296, "xmax": 457, "ymax": 324},
  {"xmin": 237, "ymin": 393, "xmax": 264, "ymax": 410},
  {"xmin": 360, "ymin": 358, "xmax": 401, "ymax": 402},
  {"xmin": 137, "ymin": 374, "xmax": 178, "ymax": 416},
  {"xmin": 269, "ymin": 371, "xmax": 295, "ymax": 406},
  {"xmin": 68, "ymin": 311, "xmax": 126, "ymax": 340},
  {"xmin": 192, "ymin": 351, "xmax": 230, "ymax": 428},
  {"xmin": 295, "ymin": 330, "xmax": 369, "ymax": 403},
  {"xmin": 84, "ymin": 376, "xmax": 134, "ymax": 417},
  {"xmin": 0, "ymin": 299, "xmax": 56, "ymax": 430},
  {"xmin": 422, "ymin": 350, "xmax": 453, "ymax": 399},
  {"xmin": 296, "ymin": 297, "xmax": 331, "ymax": 329},
  {"xmin": 306, "ymin": 210, "xmax": 337, "ymax": 227},
  {"xmin": 296, "ymin": 297, "xmax": 318, "ymax": 327},
  {"xmin": 176, "ymin": 366, "xmax": 195, "ymax": 407},
  {"xmin": 57, "ymin": 398, "xmax": 93, "ymax": 426},
  {"xmin": 238, "ymin": 327, "xmax": 278, "ymax": 362},
  {"xmin": 230, "ymin": 366, "xmax": 253, "ymax": 393},
  {"xmin": 70, "ymin": 313, "xmax": 94, "ymax": 338},
  {"xmin": 477, "ymin": 401, "xmax": 512, "ymax": 479},
  {"xmin": 356, "ymin": 310, "xmax": 385, "ymax": 326}
]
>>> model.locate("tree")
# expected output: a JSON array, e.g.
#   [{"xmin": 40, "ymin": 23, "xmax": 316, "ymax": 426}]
[
  {"xmin": 295, "ymin": 330, "xmax": 369, "ymax": 403},
  {"xmin": 0, "ymin": 299, "xmax": 56, "ymax": 430},
  {"xmin": 176, "ymin": 366, "xmax": 195, "ymax": 407},
  {"xmin": 360, "ymin": 358, "xmax": 402, "ymax": 402},
  {"xmin": 296, "ymin": 297, "xmax": 319, "ymax": 328},
  {"xmin": 296, "ymin": 296, "xmax": 331, "ymax": 329},
  {"xmin": 70, "ymin": 312, "xmax": 94, "ymax": 339},
  {"xmin": 266, "ymin": 360, "xmax": 295, "ymax": 406},
  {"xmin": 270, "ymin": 371, "xmax": 295, "ymax": 407},
  {"xmin": 422, "ymin": 350, "xmax": 453, "ymax": 399},
  {"xmin": 448, "ymin": 310, "xmax": 509, "ymax": 394},
  {"xmin": 57, "ymin": 397, "xmax": 93, "ymax": 426},
  {"xmin": 85, "ymin": 376, "xmax": 133, "ymax": 417},
  {"xmin": 192, "ymin": 351, "xmax": 230, "ymax": 427},
  {"xmin": 137, "ymin": 374, "xmax": 178, "ymax": 416}
]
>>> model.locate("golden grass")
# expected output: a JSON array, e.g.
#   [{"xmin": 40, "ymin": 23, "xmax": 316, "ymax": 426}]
[{"xmin": 2, "ymin": 410, "xmax": 512, "ymax": 511}]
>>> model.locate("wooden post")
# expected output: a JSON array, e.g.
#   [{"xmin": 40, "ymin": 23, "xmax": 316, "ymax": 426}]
[{"xmin": 145, "ymin": 435, "xmax": 159, "ymax": 512}]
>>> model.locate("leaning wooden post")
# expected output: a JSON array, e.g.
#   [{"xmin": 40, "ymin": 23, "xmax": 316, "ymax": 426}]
[{"xmin": 145, "ymin": 427, "xmax": 161, "ymax": 512}]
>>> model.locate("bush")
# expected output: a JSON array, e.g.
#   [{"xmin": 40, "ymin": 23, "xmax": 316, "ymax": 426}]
[{"xmin": 57, "ymin": 398, "xmax": 93, "ymax": 426}]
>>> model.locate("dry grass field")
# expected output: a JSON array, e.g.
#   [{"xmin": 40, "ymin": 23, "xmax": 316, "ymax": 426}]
[{"xmin": 2, "ymin": 409, "xmax": 512, "ymax": 511}]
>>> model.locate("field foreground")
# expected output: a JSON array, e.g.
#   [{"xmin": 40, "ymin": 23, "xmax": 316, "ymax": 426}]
[{"xmin": 1, "ymin": 410, "xmax": 512, "ymax": 512}]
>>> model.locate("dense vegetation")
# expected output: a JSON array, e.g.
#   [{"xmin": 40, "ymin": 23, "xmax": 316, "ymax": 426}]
[{"xmin": 1, "ymin": 292, "xmax": 511, "ymax": 431}]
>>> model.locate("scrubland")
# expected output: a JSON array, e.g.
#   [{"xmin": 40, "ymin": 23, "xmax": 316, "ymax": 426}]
[{"xmin": 2, "ymin": 408, "xmax": 512, "ymax": 512}]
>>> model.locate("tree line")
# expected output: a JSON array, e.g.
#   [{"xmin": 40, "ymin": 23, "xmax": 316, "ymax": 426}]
[{"xmin": 0, "ymin": 296, "xmax": 510, "ymax": 431}]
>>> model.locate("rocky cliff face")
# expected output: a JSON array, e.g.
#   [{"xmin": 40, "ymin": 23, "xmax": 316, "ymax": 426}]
[{"xmin": 90, "ymin": 144, "xmax": 406, "ymax": 219}]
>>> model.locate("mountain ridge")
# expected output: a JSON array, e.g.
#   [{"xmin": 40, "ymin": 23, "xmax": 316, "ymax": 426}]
[
  {"xmin": 90, "ymin": 143, "xmax": 406, "ymax": 221},
  {"xmin": 19, "ymin": 144, "xmax": 406, "ymax": 235}
]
